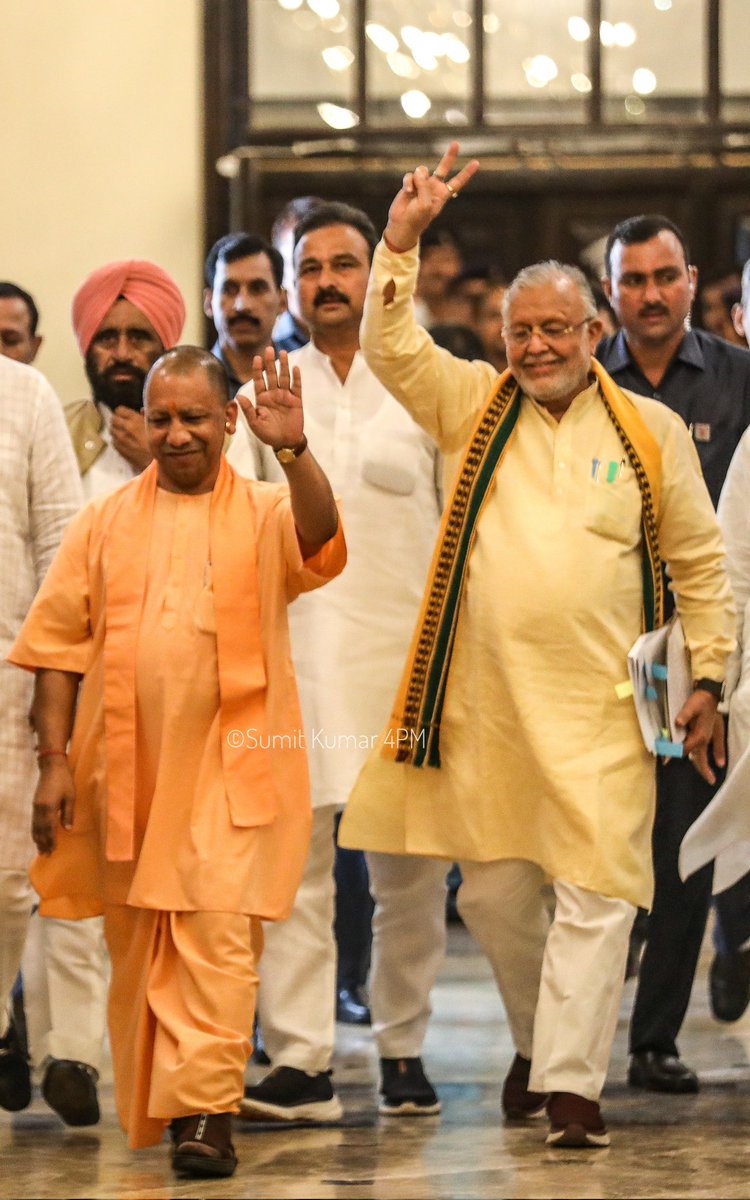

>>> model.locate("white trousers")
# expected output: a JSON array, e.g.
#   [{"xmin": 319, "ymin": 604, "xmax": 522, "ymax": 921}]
[
  {"xmin": 22, "ymin": 913, "xmax": 109, "ymax": 1072},
  {"xmin": 368, "ymin": 854, "xmax": 635, "ymax": 1101},
  {"xmin": 256, "ymin": 805, "xmax": 337, "ymax": 1073},
  {"xmin": 0, "ymin": 869, "xmax": 34, "ymax": 1019}
]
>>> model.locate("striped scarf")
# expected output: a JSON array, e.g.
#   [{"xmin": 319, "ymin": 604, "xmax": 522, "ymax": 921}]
[{"xmin": 384, "ymin": 358, "xmax": 663, "ymax": 768}]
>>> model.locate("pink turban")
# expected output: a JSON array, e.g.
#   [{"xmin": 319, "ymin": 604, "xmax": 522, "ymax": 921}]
[{"xmin": 71, "ymin": 259, "xmax": 186, "ymax": 356}]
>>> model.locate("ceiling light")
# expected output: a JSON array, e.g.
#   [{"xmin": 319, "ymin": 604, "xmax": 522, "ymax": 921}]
[
  {"xmin": 632, "ymin": 67, "xmax": 657, "ymax": 94},
  {"xmin": 625, "ymin": 95, "xmax": 646, "ymax": 115},
  {"xmin": 446, "ymin": 108, "xmax": 469, "ymax": 125},
  {"xmin": 483, "ymin": 14, "xmax": 500, "ymax": 34},
  {"xmin": 308, "ymin": 0, "xmax": 340, "ymax": 18},
  {"xmin": 568, "ymin": 16, "xmax": 590, "ymax": 42},
  {"xmin": 401, "ymin": 25, "xmax": 422, "ymax": 50},
  {"xmin": 654, "ymin": 0, "xmax": 672, "ymax": 10},
  {"xmin": 599, "ymin": 20, "xmax": 616, "ymax": 47},
  {"xmin": 386, "ymin": 51, "xmax": 420, "ymax": 79},
  {"xmin": 412, "ymin": 45, "xmax": 438, "ymax": 70},
  {"xmin": 571, "ymin": 73, "xmax": 592, "ymax": 93},
  {"xmin": 523, "ymin": 55, "xmax": 558, "ymax": 88},
  {"xmin": 365, "ymin": 22, "xmax": 399, "ymax": 54},
  {"xmin": 317, "ymin": 102, "xmax": 359, "ymax": 128},
  {"xmin": 401, "ymin": 89, "xmax": 432, "ymax": 118},
  {"xmin": 614, "ymin": 22, "xmax": 636, "ymax": 47},
  {"xmin": 443, "ymin": 34, "xmax": 470, "ymax": 64},
  {"xmin": 452, "ymin": 10, "xmax": 472, "ymax": 28},
  {"xmin": 322, "ymin": 45, "xmax": 354, "ymax": 71},
  {"xmin": 277, "ymin": 0, "xmax": 303, "ymax": 9}
]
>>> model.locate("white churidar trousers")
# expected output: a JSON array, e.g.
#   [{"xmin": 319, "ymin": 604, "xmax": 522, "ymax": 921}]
[
  {"xmin": 22, "ymin": 913, "xmax": 109, "ymax": 1072},
  {"xmin": 0, "ymin": 870, "xmax": 34, "ymax": 1018},
  {"xmin": 367, "ymin": 854, "xmax": 635, "ymax": 1100},
  {"xmin": 256, "ymin": 805, "xmax": 337, "ymax": 1073}
]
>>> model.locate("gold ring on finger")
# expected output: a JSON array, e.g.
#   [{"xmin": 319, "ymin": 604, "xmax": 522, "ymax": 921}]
[{"xmin": 445, "ymin": 181, "xmax": 458, "ymax": 199}]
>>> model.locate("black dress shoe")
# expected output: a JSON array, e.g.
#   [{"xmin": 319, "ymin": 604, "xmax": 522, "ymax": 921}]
[
  {"xmin": 42, "ymin": 1058, "xmax": 100, "ymax": 1125},
  {"xmin": 628, "ymin": 1051, "xmax": 699, "ymax": 1094},
  {"xmin": 336, "ymin": 987, "xmax": 371, "ymax": 1025},
  {"xmin": 0, "ymin": 1026, "xmax": 31, "ymax": 1112},
  {"xmin": 709, "ymin": 948, "xmax": 750, "ymax": 1022}
]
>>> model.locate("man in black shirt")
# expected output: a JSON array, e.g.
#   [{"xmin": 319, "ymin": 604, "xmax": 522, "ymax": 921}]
[
  {"xmin": 598, "ymin": 214, "xmax": 750, "ymax": 1094},
  {"xmin": 203, "ymin": 233, "xmax": 286, "ymax": 394}
]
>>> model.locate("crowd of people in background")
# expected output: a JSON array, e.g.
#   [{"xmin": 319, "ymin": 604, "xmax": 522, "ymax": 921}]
[{"xmin": 2, "ymin": 146, "xmax": 750, "ymax": 1177}]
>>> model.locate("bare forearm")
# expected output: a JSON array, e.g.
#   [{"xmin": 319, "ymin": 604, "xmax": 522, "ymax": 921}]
[
  {"xmin": 280, "ymin": 449, "xmax": 339, "ymax": 557},
  {"xmin": 32, "ymin": 668, "xmax": 81, "ymax": 751}
]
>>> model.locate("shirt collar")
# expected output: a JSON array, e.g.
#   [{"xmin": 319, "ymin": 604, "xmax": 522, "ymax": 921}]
[{"xmin": 609, "ymin": 326, "xmax": 706, "ymax": 373}]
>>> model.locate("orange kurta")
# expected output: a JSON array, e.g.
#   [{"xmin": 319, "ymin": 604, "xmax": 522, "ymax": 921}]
[{"xmin": 8, "ymin": 460, "xmax": 347, "ymax": 922}]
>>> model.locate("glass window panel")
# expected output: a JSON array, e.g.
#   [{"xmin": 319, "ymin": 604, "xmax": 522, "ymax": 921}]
[
  {"xmin": 721, "ymin": 0, "xmax": 750, "ymax": 122},
  {"xmin": 366, "ymin": 0, "xmax": 472, "ymax": 128},
  {"xmin": 484, "ymin": 0, "xmax": 587, "ymax": 125},
  {"xmin": 250, "ymin": 0, "xmax": 358, "ymax": 131},
  {"xmin": 601, "ymin": 0, "xmax": 705, "ymax": 124}
]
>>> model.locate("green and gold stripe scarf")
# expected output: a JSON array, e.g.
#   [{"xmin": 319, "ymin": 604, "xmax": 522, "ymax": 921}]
[{"xmin": 384, "ymin": 358, "xmax": 663, "ymax": 768}]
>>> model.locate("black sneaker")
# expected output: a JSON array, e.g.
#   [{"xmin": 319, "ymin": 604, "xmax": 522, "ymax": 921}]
[
  {"xmin": 42, "ymin": 1058, "xmax": 100, "ymax": 1126},
  {"xmin": 379, "ymin": 1057, "xmax": 441, "ymax": 1116},
  {"xmin": 0, "ymin": 1024, "xmax": 31, "ymax": 1112},
  {"xmin": 238, "ymin": 1066, "xmax": 343, "ymax": 1123}
]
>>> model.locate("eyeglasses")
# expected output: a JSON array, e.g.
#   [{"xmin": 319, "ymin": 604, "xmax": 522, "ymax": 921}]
[{"xmin": 503, "ymin": 318, "xmax": 592, "ymax": 348}]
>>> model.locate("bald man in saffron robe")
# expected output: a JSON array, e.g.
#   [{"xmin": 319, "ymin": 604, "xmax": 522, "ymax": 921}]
[{"xmin": 7, "ymin": 346, "xmax": 345, "ymax": 1179}]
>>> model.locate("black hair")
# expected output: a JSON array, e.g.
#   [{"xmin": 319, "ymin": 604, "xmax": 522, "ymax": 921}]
[
  {"xmin": 604, "ymin": 215, "xmax": 690, "ymax": 277},
  {"xmin": 0, "ymin": 281, "xmax": 39, "ymax": 334},
  {"xmin": 292, "ymin": 202, "xmax": 378, "ymax": 261},
  {"xmin": 204, "ymin": 233, "xmax": 284, "ymax": 289}
]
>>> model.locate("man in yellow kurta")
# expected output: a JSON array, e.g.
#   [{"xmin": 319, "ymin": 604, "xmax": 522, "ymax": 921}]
[
  {"xmin": 339, "ymin": 144, "xmax": 735, "ymax": 1147},
  {"xmin": 8, "ymin": 346, "xmax": 345, "ymax": 1178}
]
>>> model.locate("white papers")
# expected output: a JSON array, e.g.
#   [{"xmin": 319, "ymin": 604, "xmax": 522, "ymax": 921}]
[
  {"xmin": 626, "ymin": 617, "xmax": 692, "ymax": 757},
  {"xmin": 679, "ymin": 738, "xmax": 750, "ymax": 892}
]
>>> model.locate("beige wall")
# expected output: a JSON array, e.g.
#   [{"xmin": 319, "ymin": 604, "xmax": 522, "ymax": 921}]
[{"xmin": 0, "ymin": 0, "xmax": 204, "ymax": 403}]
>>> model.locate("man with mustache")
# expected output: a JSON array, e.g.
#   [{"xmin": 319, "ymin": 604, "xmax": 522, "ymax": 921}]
[
  {"xmin": 204, "ymin": 232, "xmax": 286, "ymax": 395},
  {"xmin": 67, "ymin": 259, "xmax": 186, "ymax": 500},
  {"xmin": 235, "ymin": 202, "xmax": 442, "ymax": 1124},
  {"xmin": 598, "ymin": 215, "xmax": 750, "ymax": 1095}
]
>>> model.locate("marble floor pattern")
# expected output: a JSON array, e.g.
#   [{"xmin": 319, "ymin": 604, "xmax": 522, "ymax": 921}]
[{"xmin": 4, "ymin": 924, "xmax": 750, "ymax": 1200}]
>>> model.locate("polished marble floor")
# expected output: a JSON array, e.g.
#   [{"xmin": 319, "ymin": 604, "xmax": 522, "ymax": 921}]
[{"xmin": 4, "ymin": 925, "xmax": 750, "ymax": 1199}]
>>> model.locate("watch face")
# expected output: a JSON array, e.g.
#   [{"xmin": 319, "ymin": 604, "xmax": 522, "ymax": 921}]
[{"xmin": 276, "ymin": 447, "xmax": 296, "ymax": 464}]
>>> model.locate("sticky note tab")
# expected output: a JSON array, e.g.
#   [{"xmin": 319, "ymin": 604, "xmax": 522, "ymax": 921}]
[
  {"xmin": 646, "ymin": 685, "xmax": 658, "ymax": 700},
  {"xmin": 606, "ymin": 460, "xmax": 618, "ymax": 483},
  {"xmin": 652, "ymin": 664, "xmax": 668, "ymax": 680},
  {"xmin": 615, "ymin": 680, "xmax": 634, "ymax": 699},
  {"xmin": 654, "ymin": 738, "xmax": 685, "ymax": 758}
]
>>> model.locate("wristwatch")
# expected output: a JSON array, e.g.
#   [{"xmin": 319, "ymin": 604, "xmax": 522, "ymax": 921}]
[
  {"xmin": 693, "ymin": 677, "xmax": 724, "ymax": 701},
  {"xmin": 274, "ymin": 436, "xmax": 308, "ymax": 465}
]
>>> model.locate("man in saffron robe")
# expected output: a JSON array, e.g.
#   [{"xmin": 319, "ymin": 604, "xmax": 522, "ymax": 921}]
[
  {"xmin": 7, "ymin": 345, "xmax": 345, "ymax": 1178},
  {"xmin": 340, "ymin": 144, "xmax": 734, "ymax": 1147}
]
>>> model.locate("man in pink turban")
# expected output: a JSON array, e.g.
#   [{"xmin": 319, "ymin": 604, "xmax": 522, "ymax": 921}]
[{"xmin": 66, "ymin": 259, "xmax": 186, "ymax": 501}]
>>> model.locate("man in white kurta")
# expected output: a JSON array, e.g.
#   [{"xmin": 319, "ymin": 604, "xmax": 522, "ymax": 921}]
[
  {"xmin": 229, "ymin": 203, "xmax": 443, "ymax": 1123},
  {"xmin": 0, "ymin": 356, "xmax": 82, "ymax": 1112},
  {"xmin": 339, "ymin": 148, "xmax": 735, "ymax": 1147}
]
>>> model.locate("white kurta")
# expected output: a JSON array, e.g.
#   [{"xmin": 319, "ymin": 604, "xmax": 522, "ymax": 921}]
[
  {"xmin": 680, "ymin": 427, "xmax": 750, "ymax": 892},
  {"xmin": 228, "ymin": 341, "xmax": 442, "ymax": 808},
  {"xmin": 80, "ymin": 403, "xmax": 139, "ymax": 501},
  {"xmin": 0, "ymin": 357, "xmax": 82, "ymax": 870},
  {"xmin": 340, "ymin": 240, "xmax": 735, "ymax": 909}
]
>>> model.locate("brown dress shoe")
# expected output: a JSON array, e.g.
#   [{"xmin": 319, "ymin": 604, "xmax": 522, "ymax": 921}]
[
  {"xmin": 170, "ymin": 1112, "xmax": 238, "ymax": 1178},
  {"xmin": 501, "ymin": 1053, "xmax": 548, "ymax": 1121},
  {"xmin": 546, "ymin": 1091, "xmax": 610, "ymax": 1148}
]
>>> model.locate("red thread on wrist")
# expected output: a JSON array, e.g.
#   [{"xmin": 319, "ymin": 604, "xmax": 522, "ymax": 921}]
[{"xmin": 36, "ymin": 748, "xmax": 67, "ymax": 761}]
